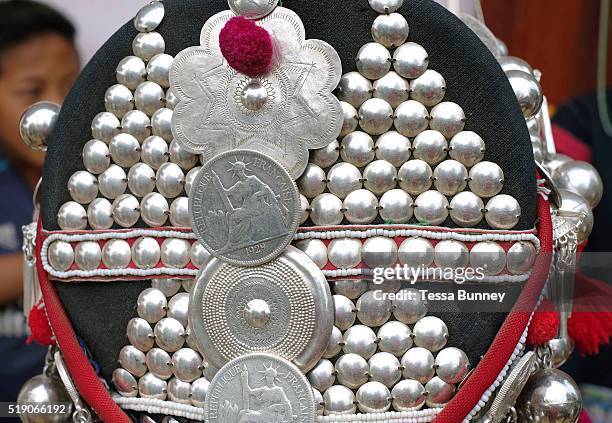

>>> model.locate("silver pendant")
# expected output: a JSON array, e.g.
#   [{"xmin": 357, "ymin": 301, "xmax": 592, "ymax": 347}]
[
  {"xmin": 204, "ymin": 353, "xmax": 315, "ymax": 423},
  {"xmin": 170, "ymin": 7, "xmax": 342, "ymax": 178},
  {"xmin": 189, "ymin": 150, "xmax": 300, "ymax": 267},
  {"xmin": 189, "ymin": 246, "xmax": 333, "ymax": 372}
]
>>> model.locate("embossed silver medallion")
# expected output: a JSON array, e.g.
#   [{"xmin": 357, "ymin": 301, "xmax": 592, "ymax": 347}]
[
  {"xmin": 190, "ymin": 150, "xmax": 300, "ymax": 267},
  {"xmin": 205, "ymin": 353, "xmax": 315, "ymax": 423},
  {"xmin": 170, "ymin": 7, "xmax": 343, "ymax": 178},
  {"xmin": 189, "ymin": 246, "xmax": 334, "ymax": 372}
]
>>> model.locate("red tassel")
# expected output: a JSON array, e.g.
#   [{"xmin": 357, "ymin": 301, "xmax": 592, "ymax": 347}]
[
  {"xmin": 578, "ymin": 409, "xmax": 593, "ymax": 423},
  {"xmin": 527, "ymin": 299, "xmax": 559, "ymax": 347},
  {"xmin": 27, "ymin": 300, "xmax": 55, "ymax": 346},
  {"xmin": 219, "ymin": 16, "xmax": 275, "ymax": 77}
]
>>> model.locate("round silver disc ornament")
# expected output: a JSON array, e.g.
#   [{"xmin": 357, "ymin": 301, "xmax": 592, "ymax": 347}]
[
  {"xmin": 88, "ymin": 198, "xmax": 113, "ymax": 230},
  {"xmin": 393, "ymin": 42, "xmax": 429, "ymax": 79},
  {"xmin": 190, "ymin": 150, "xmax": 299, "ymax": 267},
  {"xmin": 359, "ymin": 98, "xmax": 394, "ymax": 135},
  {"xmin": 368, "ymin": 352, "xmax": 401, "ymax": 388},
  {"xmin": 379, "ymin": 189, "xmax": 413, "ymax": 224},
  {"xmin": 468, "ymin": 161, "xmax": 504, "ymax": 198},
  {"xmin": 356, "ymin": 290, "xmax": 392, "ymax": 327},
  {"xmin": 147, "ymin": 54, "xmax": 173, "ymax": 88},
  {"xmin": 356, "ymin": 42, "xmax": 392, "ymax": 81},
  {"xmin": 398, "ymin": 159, "xmax": 433, "ymax": 196},
  {"xmin": 109, "ymin": 133, "xmax": 141, "ymax": 168},
  {"xmin": 68, "ymin": 171, "xmax": 98, "ymax": 205},
  {"xmin": 375, "ymin": 131, "xmax": 411, "ymax": 167},
  {"xmin": 127, "ymin": 163, "xmax": 156, "ymax": 198},
  {"xmin": 372, "ymin": 13, "xmax": 409, "ymax": 48},
  {"xmin": 310, "ymin": 193, "xmax": 344, "ymax": 226},
  {"xmin": 552, "ymin": 160, "xmax": 603, "ymax": 209},
  {"xmin": 369, "ymin": 0, "xmax": 404, "ymax": 14},
  {"xmin": 433, "ymin": 160, "xmax": 468, "ymax": 196},
  {"xmin": 151, "ymin": 108, "xmax": 173, "ymax": 141},
  {"xmin": 297, "ymin": 163, "xmax": 327, "ymax": 199},
  {"xmin": 434, "ymin": 240, "xmax": 469, "ymax": 269},
  {"xmin": 189, "ymin": 246, "xmax": 333, "ymax": 372},
  {"xmin": 74, "ymin": 241, "xmax": 102, "ymax": 271},
  {"xmin": 146, "ymin": 348, "xmax": 173, "ymax": 380},
  {"xmin": 122, "ymin": 110, "xmax": 151, "ymax": 142},
  {"xmin": 57, "ymin": 201, "xmax": 87, "ymax": 230},
  {"xmin": 401, "ymin": 347, "xmax": 435, "ymax": 384},
  {"xmin": 425, "ymin": 376, "xmax": 455, "ymax": 407},
  {"xmin": 485, "ymin": 194, "xmax": 521, "ymax": 230},
  {"xmin": 413, "ymin": 130, "xmax": 448, "ymax": 166},
  {"xmin": 295, "ymin": 239, "xmax": 328, "ymax": 269},
  {"xmin": 335, "ymin": 353, "xmax": 369, "ymax": 389},
  {"xmin": 228, "ymin": 0, "xmax": 279, "ymax": 19},
  {"xmin": 449, "ymin": 131, "xmax": 485, "ymax": 168},
  {"xmin": 434, "ymin": 347, "xmax": 470, "ymax": 384},
  {"xmin": 414, "ymin": 190, "xmax": 449, "ymax": 226},
  {"xmin": 340, "ymin": 131, "xmax": 376, "ymax": 168},
  {"xmin": 113, "ymin": 368, "xmax": 138, "ymax": 397},
  {"xmin": 119, "ymin": 345, "xmax": 147, "ymax": 377},
  {"xmin": 393, "ymin": 288, "xmax": 429, "ymax": 324},
  {"xmin": 506, "ymin": 241, "xmax": 536, "ymax": 275},
  {"xmin": 450, "ymin": 191, "xmax": 485, "ymax": 227},
  {"xmin": 307, "ymin": 359, "xmax": 336, "ymax": 392},
  {"xmin": 104, "ymin": 84, "xmax": 134, "ymax": 119},
  {"xmin": 327, "ymin": 162, "xmax": 362, "ymax": 199},
  {"xmin": 506, "ymin": 70, "xmax": 543, "ymax": 119},
  {"xmin": 127, "ymin": 318, "xmax": 155, "ymax": 352},
  {"xmin": 392, "ymin": 379, "xmax": 426, "ymax": 411},
  {"xmin": 116, "ymin": 56, "xmax": 146, "ymax": 90},
  {"xmin": 336, "ymin": 72, "xmax": 373, "ymax": 108},
  {"xmin": 323, "ymin": 385, "xmax": 357, "ymax": 415},
  {"xmin": 343, "ymin": 189, "xmax": 379, "ymax": 225},
  {"xmin": 190, "ymin": 377, "xmax": 210, "ymax": 408},
  {"xmin": 470, "ymin": 241, "xmax": 507, "ymax": 276},
  {"xmin": 134, "ymin": 1, "xmax": 165, "ymax": 32},
  {"xmin": 133, "ymin": 32, "xmax": 165, "ymax": 62},
  {"xmin": 204, "ymin": 353, "xmax": 315, "ymax": 423},
  {"xmin": 410, "ymin": 70, "xmax": 446, "ymax": 107},
  {"xmin": 141, "ymin": 136, "xmax": 169, "ymax": 170},
  {"xmin": 82, "ymin": 139, "xmax": 110, "ymax": 175},
  {"xmin": 429, "ymin": 102, "xmax": 466, "ymax": 139},
  {"xmin": 48, "ymin": 241, "xmax": 74, "ymax": 272},
  {"xmin": 363, "ymin": 160, "xmax": 397, "ymax": 195},
  {"xmin": 413, "ymin": 316, "xmax": 449, "ymax": 352},
  {"xmin": 312, "ymin": 139, "xmax": 340, "ymax": 168},
  {"xmin": 356, "ymin": 381, "xmax": 392, "ymax": 413},
  {"xmin": 377, "ymin": 321, "xmax": 413, "ymax": 357}
]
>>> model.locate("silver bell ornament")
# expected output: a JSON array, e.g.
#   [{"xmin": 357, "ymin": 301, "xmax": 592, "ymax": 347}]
[
  {"xmin": 506, "ymin": 70, "xmax": 543, "ymax": 119},
  {"xmin": 17, "ymin": 374, "xmax": 72, "ymax": 422},
  {"xmin": 515, "ymin": 368, "xmax": 582, "ymax": 423},
  {"xmin": 557, "ymin": 189, "xmax": 594, "ymax": 243},
  {"xmin": 552, "ymin": 161, "xmax": 603, "ymax": 209},
  {"xmin": 544, "ymin": 338, "xmax": 575, "ymax": 369},
  {"xmin": 19, "ymin": 101, "xmax": 61, "ymax": 151}
]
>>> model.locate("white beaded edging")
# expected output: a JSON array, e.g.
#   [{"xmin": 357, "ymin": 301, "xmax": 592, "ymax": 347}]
[
  {"xmin": 113, "ymin": 396, "xmax": 205, "ymax": 421},
  {"xmin": 317, "ymin": 408, "xmax": 442, "ymax": 423}
]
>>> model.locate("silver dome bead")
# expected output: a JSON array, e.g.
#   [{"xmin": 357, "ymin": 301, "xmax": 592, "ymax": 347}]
[
  {"xmin": 327, "ymin": 162, "xmax": 362, "ymax": 199},
  {"xmin": 146, "ymin": 348, "xmax": 173, "ymax": 380},
  {"xmin": 99, "ymin": 164, "xmax": 127, "ymax": 199},
  {"xmin": 141, "ymin": 136, "xmax": 169, "ymax": 170},
  {"xmin": 394, "ymin": 100, "xmax": 429, "ymax": 138},
  {"xmin": 413, "ymin": 316, "xmax": 449, "ymax": 352},
  {"xmin": 57, "ymin": 201, "xmax": 87, "ymax": 230},
  {"xmin": 190, "ymin": 378, "xmax": 210, "ymax": 408},
  {"xmin": 558, "ymin": 189, "xmax": 594, "ymax": 242},
  {"xmin": 356, "ymin": 290, "xmax": 392, "ymax": 327},
  {"xmin": 378, "ymin": 321, "xmax": 413, "ymax": 357},
  {"xmin": 112, "ymin": 194, "xmax": 141, "ymax": 228},
  {"xmin": 87, "ymin": 198, "xmax": 114, "ymax": 230},
  {"xmin": 313, "ymin": 388, "xmax": 324, "ymax": 416},
  {"xmin": 506, "ymin": 70, "xmax": 543, "ymax": 118},
  {"xmin": 134, "ymin": 1, "xmax": 165, "ymax": 32},
  {"xmin": 339, "ymin": 102, "xmax": 359, "ymax": 137},
  {"xmin": 425, "ymin": 376, "xmax": 455, "ymax": 407},
  {"xmin": 135, "ymin": 81, "xmax": 165, "ymax": 117},
  {"xmin": 393, "ymin": 287, "xmax": 429, "ymax": 325},
  {"xmin": 167, "ymin": 293, "xmax": 189, "ymax": 328},
  {"xmin": 343, "ymin": 325, "xmax": 378, "ymax": 359},
  {"xmin": 414, "ymin": 190, "xmax": 449, "ymax": 225},
  {"xmin": 151, "ymin": 108, "xmax": 173, "ymax": 142},
  {"xmin": 335, "ymin": 353, "xmax": 369, "ymax": 389},
  {"xmin": 323, "ymin": 326, "xmax": 343, "ymax": 359},
  {"xmin": 433, "ymin": 160, "xmax": 468, "ymax": 196},
  {"xmin": 343, "ymin": 189, "xmax": 379, "ymax": 224},
  {"xmin": 113, "ymin": 368, "xmax": 138, "ymax": 397},
  {"xmin": 328, "ymin": 238, "xmax": 362, "ymax": 269},
  {"xmin": 297, "ymin": 163, "xmax": 327, "ymax": 199},
  {"xmin": 429, "ymin": 102, "xmax": 466, "ymax": 139},
  {"xmin": 310, "ymin": 193, "xmax": 343, "ymax": 226},
  {"xmin": 498, "ymin": 56, "xmax": 533, "ymax": 74},
  {"xmin": 334, "ymin": 295, "xmax": 357, "ymax": 331},
  {"xmin": 323, "ymin": 385, "xmax": 356, "ymax": 415},
  {"xmin": 147, "ymin": 53, "xmax": 173, "ymax": 88},
  {"xmin": 393, "ymin": 42, "xmax": 429, "ymax": 79},
  {"xmin": 74, "ymin": 241, "xmax": 102, "ymax": 271},
  {"xmin": 152, "ymin": 279, "xmax": 182, "ymax": 297},
  {"xmin": 526, "ymin": 115, "xmax": 541, "ymax": 137},
  {"xmin": 102, "ymin": 239, "xmax": 132, "ymax": 269},
  {"xmin": 340, "ymin": 131, "xmax": 375, "ymax": 167},
  {"xmin": 434, "ymin": 239, "xmax": 469, "ymax": 268},
  {"xmin": 372, "ymin": 13, "xmax": 409, "ymax": 48},
  {"xmin": 132, "ymin": 237, "xmax": 161, "ymax": 269},
  {"xmin": 392, "ymin": 379, "xmax": 426, "ymax": 411},
  {"xmin": 307, "ymin": 359, "xmax": 336, "ymax": 392},
  {"xmin": 299, "ymin": 194, "xmax": 310, "ymax": 225},
  {"xmin": 356, "ymin": 42, "xmax": 392, "ymax": 80},
  {"xmin": 359, "ymin": 98, "xmax": 394, "ymax": 135},
  {"xmin": 468, "ymin": 161, "xmax": 504, "ymax": 198},
  {"xmin": 154, "ymin": 317, "xmax": 186, "ymax": 352},
  {"xmin": 172, "ymin": 348, "xmax": 202, "ymax": 382},
  {"xmin": 165, "ymin": 89, "xmax": 179, "ymax": 110},
  {"xmin": 435, "ymin": 347, "xmax": 470, "ymax": 384},
  {"xmin": 410, "ymin": 69, "xmax": 446, "ymax": 107},
  {"xmin": 379, "ymin": 189, "xmax": 413, "ymax": 224},
  {"xmin": 184, "ymin": 166, "xmax": 202, "ymax": 196},
  {"xmin": 368, "ymin": 0, "xmax": 404, "ymax": 13},
  {"xmin": 19, "ymin": 101, "xmax": 59, "ymax": 151},
  {"xmin": 449, "ymin": 191, "xmax": 484, "ymax": 227},
  {"xmin": 169, "ymin": 197, "xmax": 190, "ymax": 227},
  {"xmin": 82, "ymin": 139, "xmax": 110, "ymax": 175},
  {"xmin": 161, "ymin": 238, "xmax": 191, "ymax": 268},
  {"xmin": 116, "ymin": 56, "xmax": 147, "ymax": 90},
  {"xmin": 122, "ymin": 110, "xmax": 151, "ymax": 142},
  {"xmin": 334, "ymin": 279, "xmax": 368, "ymax": 300},
  {"xmin": 543, "ymin": 153, "xmax": 571, "ymax": 174},
  {"xmin": 105, "ymin": 84, "xmax": 134, "ymax": 119},
  {"xmin": 449, "ymin": 131, "xmax": 485, "ymax": 167},
  {"xmin": 128, "ymin": 163, "xmax": 156, "ymax": 197},
  {"xmin": 167, "ymin": 378, "xmax": 191, "ymax": 405},
  {"xmin": 373, "ymin": 72, "xmax": 409, "ymax": 108},
  {"xmin": 119, "ymin": 345, "xmax": 147, "ymax": 377},
  {"xmin": 398, "ymin": 159, "xmax": 433, "ymax": 195},
  {"xmin": 137, "ymin": 288, "xmax": 168, "ymax": 323},
  {"xmin": 48, "ymin": 241, "xmax": 74, "ymax": 272},
  {"xmin": 109, "ymin": 133, "xmax": 141, "ymax": 168},
  {"xmin": 485, "ymin": 195, "xmax": 521, "ymax": 229},
  {"xmin": 127, "ymin": 317, "xmax": 154, "ymax": 352},
  {"xmin": 363, "ymin": 160, "xmax": 397, "ymax": 195},
  {"xmin": 552, "ymin": 160, "xmax": 603, "ymax": 208},
  {"xmin": 470, "ymin": 241, "xmax": 506, "ymax": 275},
  {"xmin": 182, "ymin": 279, "xmax": 196, "ymax": 294},
  {"xmin": 295, "ymin": 239, "xmax": 328, "ymax": 269},
  {"xmin": 413, "ymin": 130, "xmax": 448, "ymax": 166},
  {"xmin": 91, "ymin": 112, "xmax": 120, "ymax": 143},
  {"xmin": 156, "ymin": 163, "xmax": 185, "ymax": 198},
  {"xmin": 376, "ymin": 131, "xmax": 411, "ymax": 167},
  {"xmin": 369, "ymin": 352, "xmax": 401, "ymax": 388},
  {"xmin": 140, "ymin": 192, "xmax": 169, "ymax": 227},
  {"xmin": 336, "ymin": 72, "xmax": 373, "ymax": 108},
  {"xmin": 356, "ymin": 381, "xmax": 391, "ymax": 413},
  {"xmin": 312, "ymin": 140, "xmax": 340, "ymax": 168},
  {"xmin": 362, "ymin": 236, "xmax": 398, "ymax": 269},
  {"xmin": 68, "ymin": 171, "xmax": 98, "ymax": 204},
  {"xmin": 133, "ymin": 32, "xmax": 165, "ymax": 61},
  {"xmin": 398, "ymin": 239, "xmax": 434, "ymax": 269},
  {"xmin": 169, "ymin": 140, "xmax": 198, "ymax": 171},
  {"xmin": 507, "ymin": 241, "xmax": 537, "ymax": 275},
  {"xmin": 401, "ymin": 347, "xmax": 435, "ymax": 384},
  {"xmin": 138, "ymin": 373, "xmax": 167, "ymax": 400}
]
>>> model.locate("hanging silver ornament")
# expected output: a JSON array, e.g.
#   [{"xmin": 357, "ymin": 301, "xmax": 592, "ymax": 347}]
[{"xmin": 19, "ymin": 101, "xmax": 60, "ymax": 151}]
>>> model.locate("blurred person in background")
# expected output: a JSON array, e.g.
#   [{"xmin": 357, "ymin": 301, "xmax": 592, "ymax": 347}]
[{"xmin": 0, "ymin": 0, "xmax": 79, "ymax": 402}]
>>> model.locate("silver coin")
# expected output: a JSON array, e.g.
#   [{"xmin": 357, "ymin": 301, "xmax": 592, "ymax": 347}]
[
  {"xmin": 189, "ymin": 246, "xmax": 333, "ymax": 372},
  {"xmin": 204, "ymin": 353, "xmax": 315, "ymax": 423},
  {"xmin": 190, "ymin": 150, "xmax": 300, "ymax": 267}
]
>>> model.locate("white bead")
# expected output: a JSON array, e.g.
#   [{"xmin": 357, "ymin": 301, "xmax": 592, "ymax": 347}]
[
  {"xmin": 410, "ymin": 69, "xmax": 446, "ymax": 107},
  {"xmin": 48, "ymin": 241, "xmax": 74, "ymax": 271},
  {"xmin": 356, "ymin": 42, "xmax": 392, "ymax": 80},
  {"xmin": 393, "ymin": 42, "xmax": 429, "ymax": 79},
  {"xmin": 312, "ymin": 140, "xmax": 340, "ymax": 168},
  {"xmin": 343, "ymin": 189, "xmax": 378, "ymax": 224},
  {"xmin": 295, "ymin": 239, "xmax": 328, "ymax": 269},
  {"xmin": 127, "ymin": 163, "xmax": 156, "ymax": 197},
  {"xmin": 433, "ymin": 160, "xmax": 468, "ymax": 196},
  {"xmin": 398, "ymin": 160, "xmax": 432, "ymax": 195},
  {"xmin": 121, "ymin": 110, "xmax": 151, "ymax": 142},
  {"xmin": 470, "ymin": 241, "xmax": 506, "ymax": 275},
  {"xmin": 68, "ymin": 171, "xmax": 98, "ymax": 204},
  {"xmin": 116, "ymin": 56, "xmax": 146, "ymax": 90},
  {"xmin": 57, "ymin": 201, "xmax": 87, "ymax": 230},
  {"xmin": 363, "ymin": 160, "xmax": 397, "ymax": 195},
  {"xmin": 141, "ymin": 136, "xmax": 169, "ymax": 170},
  {"xmin": 449, "ymin": 131, "xmax": 485, "ymax": 167},
  {"xmin": 91, "ymin": 112, "xmax": 120, "ymax": 143},
  {"xmin": 336, "ymin": 72, "xmax": 373, "ymax": 108},
  {"xmin": 151, "ymin": 108, "xmax": 173, "ymax": 142},
  {"xmin": 359, "ymin": 98, "xmax": 394, "ymax": 135},
  {"xmin": 356, "ymin": 290, "xmax": 392, "ymax": 327},
  {"xmin": 328, "ymin": 238, "xmax": 362, "ymax": 269},
  {"xmin": 362, "ymin": 236, "xmax": 398, "ymax": 269},
  {"xmin": 429, "ymin": 102, "xmax": 466, "ymax": 139},
  {"xmin": 434, "ymin": 240, "xmax": 469, "ymax": 268},
  {"xmin": 74, "ymin": 241, "xmax": 102, "ymax": 271},
  {"xmin": 335, "ymin": 353, "xmax": 368, "ymax": 389},
  {"xmin": 414, "ymin": 190, "xmax": 449, "ymax": 225},
  {"xmin": 102, "ymin": 239, "xmax": 132, "ymax": 269},
  {"xmin": 132, "ymin": 237, "xmax": 161, "ymax": 269},
  {"xmin": 310, "ymin": 193, "xmax": 343, "ymax": 226},
  {"xmin": 112, "ymin": 194, "xmax": 141, "ymax": 227},
  {"xmin": 161, "ymin": 238, "xmax": 191, "ymax": 268},
  {"xmin": 413, "ymin": 130, "xmax": 448, "ymax": 165},
  {"xmin": 327, "ymin": 162, "xmax": 362, "ymax": 199},
  {"xmin": 379, "ymin": 189, "xmax": 413, "ymax": 223},
  {"xmin": 297, "ymin": 163, "xmax": 327, "ymax": 199},
  {"xmin": 372, "ymin": 13, "xmax": 409, "ymax": 48},
  {"xmin": 373, "ymin": 72, "xmax": 409, "ymax": 108},
  {"xmin": 133, "ymin": 32, "xmax": 165, "ymax": 61},
  {"xmin": 109, "ymin": 133, "xmax": 141, "ymax": 167},
  {"xmin": 147, "ymin": 53, "xmax": 173, "ymax": 88},
  {"xmin": 469, "ymin": 161, "xmax": 504, "ymax": 198},
  {"xmin": 375, "ymin": 131, "xmax": 411, "ymax": 167},
  {"xmin": 105, "ymin": 84, "xmax": 134, "ymax": 118},
  {"xmin": 413, "ymin": 316, "xmax": 449, "ymax": 352},
  {"xmin": 340, "ymin": 131, "xmax": 375, "ymax": 167},
  {"xmin": 450, "ymin": 191, "xmax": 484, "ymax": 227},
  {"xmin": 82, "ymin": 139, "xmax": 110, "ymax": 175},
  {"xmin": 87, "ymin": 198, "xmax": 114, "ymax": 230},
  {"xmin": 485, "ymin": 195, "xmax": 521, "ymax": 229}
]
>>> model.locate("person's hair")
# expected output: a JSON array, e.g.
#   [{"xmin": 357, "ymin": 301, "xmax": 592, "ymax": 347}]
[{"xmin": 0, "ymin": 0, "xmax": 76, "ymax": 58}]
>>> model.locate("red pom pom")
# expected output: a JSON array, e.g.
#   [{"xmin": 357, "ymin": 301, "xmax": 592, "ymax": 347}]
[
  {"xmin": 568, "ymin": 311, "xmax": 612, "ymax": 356},
  {"xmin": 27, "ymin": 300, "xmax": 55, "ymax": 346},
  {"xmin": 219, "ymin": 16, "xmax": 274, "ymax": 77},
  {"xmin": 527, "ymin": 299, "xmax": 559, "ymax": 347},
  {"xmin": 578, "ymin": 410, "xmax": 593, "ymax": 423}
]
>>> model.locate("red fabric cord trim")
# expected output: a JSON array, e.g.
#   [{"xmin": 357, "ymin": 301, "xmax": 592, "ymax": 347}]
[
  {"xmin": 551, "ymin": 125, "xmax": 593, "ymax": 163},
  {"xmin": 432, "ymin": 195, "xmax": 553, "ymax": 423},
  {"xmin": 35, "ymin": 218, "xmax": 132, "ymax": 423}
]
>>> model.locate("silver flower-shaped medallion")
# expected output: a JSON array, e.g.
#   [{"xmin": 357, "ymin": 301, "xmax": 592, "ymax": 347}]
[{"xmin": 171, "ymin": 7, "xmax": 343, "ymax": 178}]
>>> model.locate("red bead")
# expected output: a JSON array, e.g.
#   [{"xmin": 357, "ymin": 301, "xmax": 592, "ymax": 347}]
[{"xmin": 219, "ymin": 16, "xmax": 274, "ymax": 77}]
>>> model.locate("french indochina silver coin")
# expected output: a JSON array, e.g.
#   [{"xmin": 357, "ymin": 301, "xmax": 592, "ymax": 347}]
[
  {"xmin": 205, "ymin": 353, "xmax": 315, "ymax": 423},
  {"xmin": 189, "ymin": 246, "xmax": 334, "ymax": 372},
  {"xmin": 189, "ymin": 149, "xmax": 300, "ymax": 267}
]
